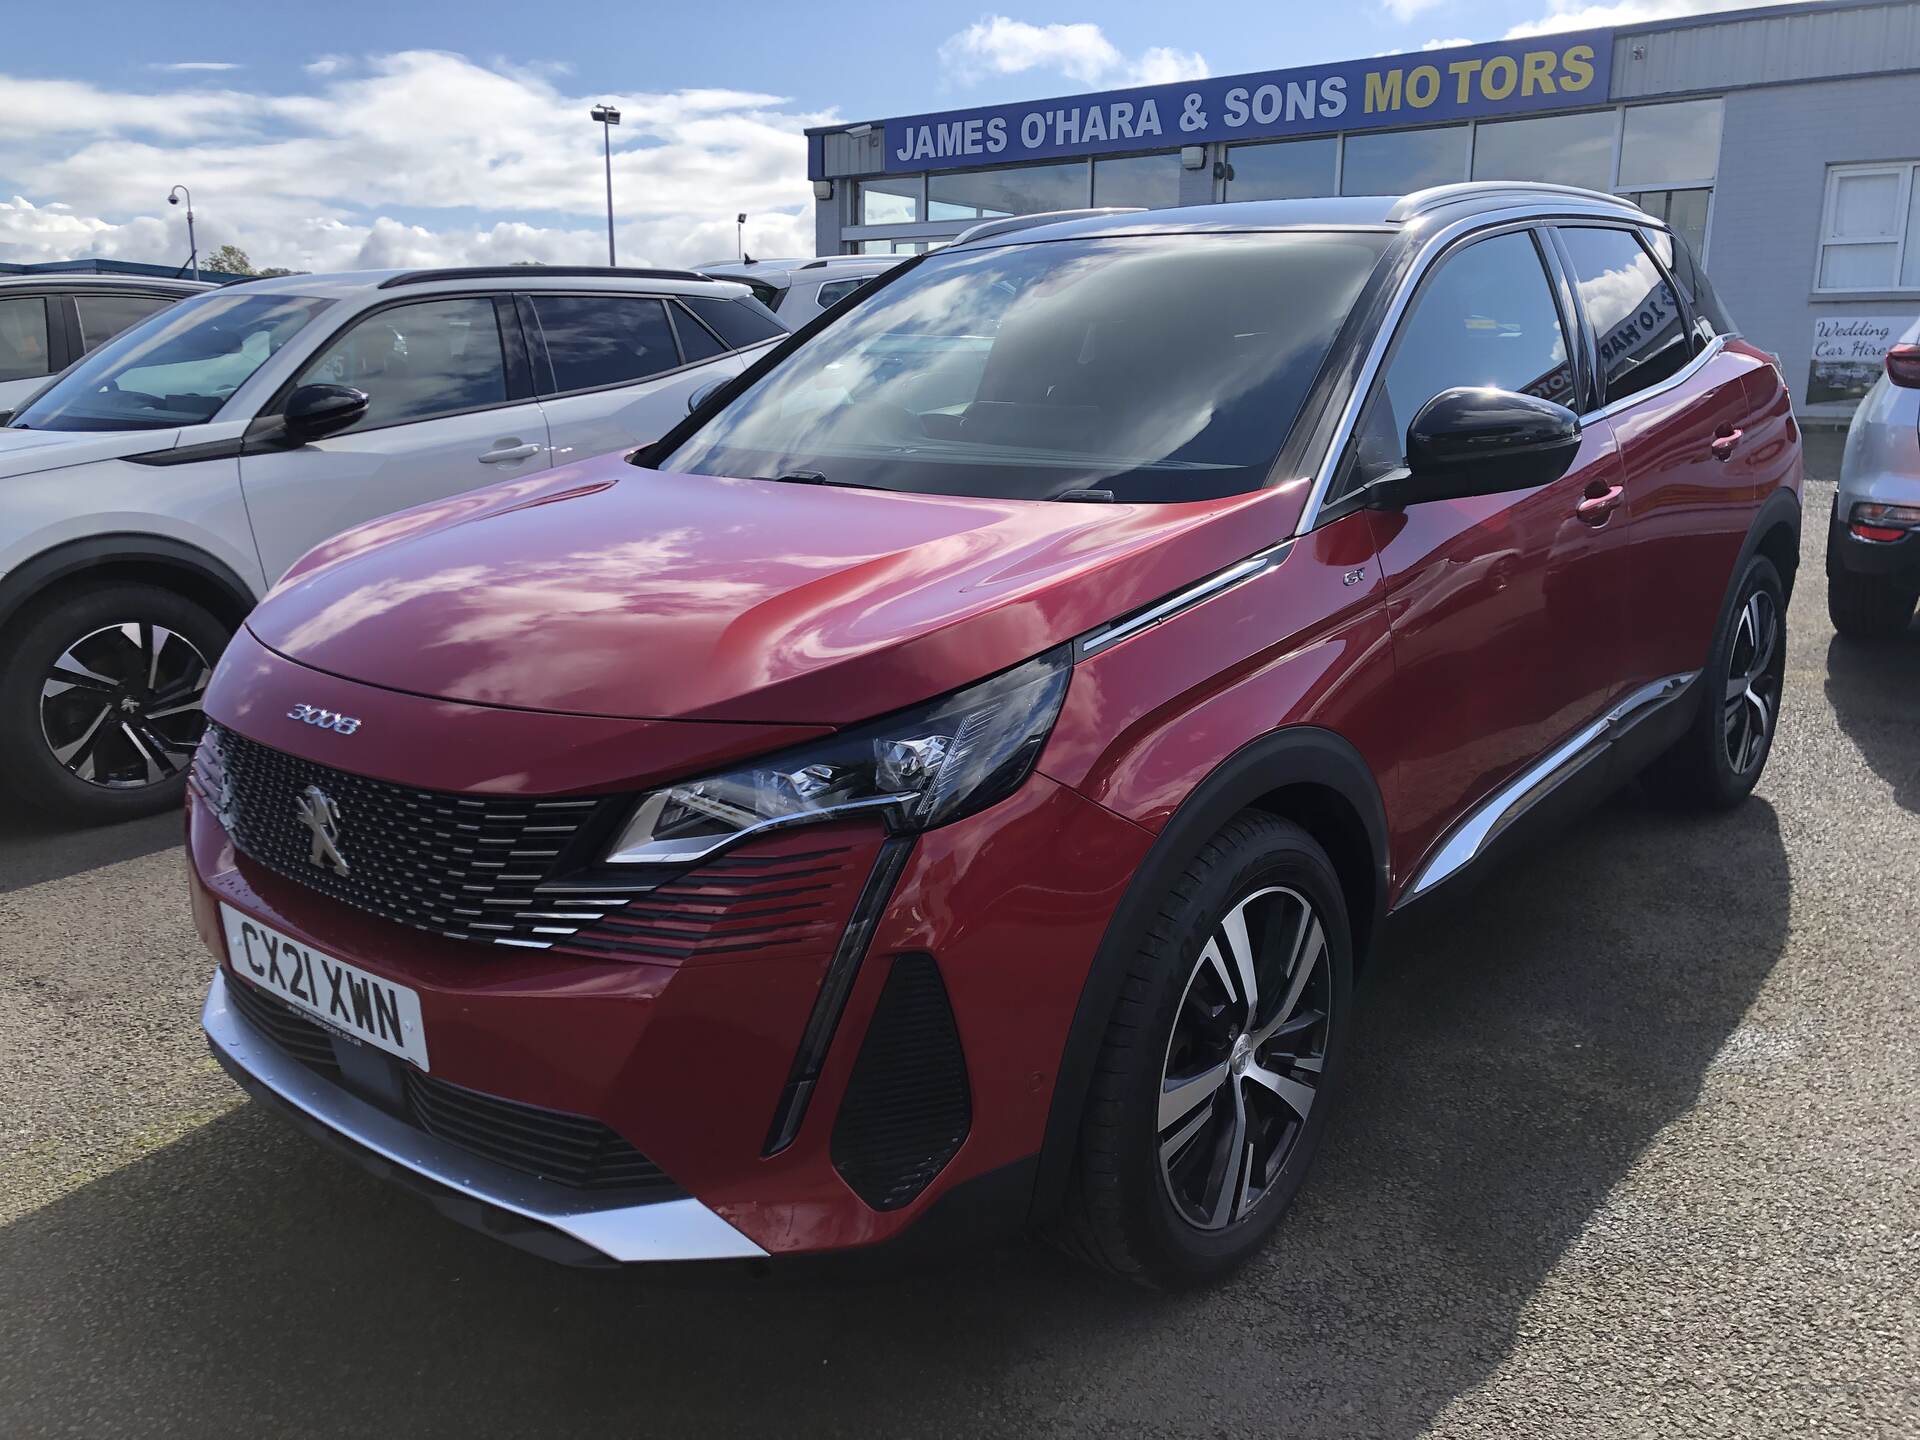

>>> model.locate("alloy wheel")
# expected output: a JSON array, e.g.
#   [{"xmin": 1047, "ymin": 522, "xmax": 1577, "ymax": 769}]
[
  {"xmin": 38, "ymin": 622, "xmax": 211, "ymax": 789},
  {"xmin": 1157, "ymin": 884, "xmax": 1331, "ymax": 1231},
  {"xmin": 1722, "ymin": 588, "xmax": 1782, "ymax": 775}
]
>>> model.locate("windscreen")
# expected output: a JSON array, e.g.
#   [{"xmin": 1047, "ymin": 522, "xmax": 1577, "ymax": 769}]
[
  {"xmin": 11, "ymin": 290, "xmax": 335, "ymax": 432},
  {"xmin": 656, "ymin": 230, "xmax": 1388, "ymax": 503}
]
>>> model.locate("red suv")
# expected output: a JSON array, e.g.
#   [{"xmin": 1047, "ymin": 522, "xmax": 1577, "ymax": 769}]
[{"xmin": 190, "ymin": 184, "xmax": 1801, "ymax": 1287}]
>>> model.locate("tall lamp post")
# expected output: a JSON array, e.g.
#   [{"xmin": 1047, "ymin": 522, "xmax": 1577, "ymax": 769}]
[
  {"xmin": 590, "ymin": 104, "xmax": 620, "ymax": 265},
  {"xmin": 166, "ymin": 185, "xmax": 197, "ymax": 281},
  {"xmin": 736, "ymin": 212, "xmax": 746, "ymax": 262}
]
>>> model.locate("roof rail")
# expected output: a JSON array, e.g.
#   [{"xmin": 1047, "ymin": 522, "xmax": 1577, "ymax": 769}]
[
  {"xmin": 951, "ymin": 207, "xmax": 1147, "ymax": 247},
  {"xmin": 376, "ymin": 264, "xmax": 705, "ymax": 289},
  {"xmin": 1387, "ymin": 182, "xmax": 1648, "ymax": 223}
]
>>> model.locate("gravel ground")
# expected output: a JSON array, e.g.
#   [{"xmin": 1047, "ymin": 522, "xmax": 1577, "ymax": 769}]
[{"xmin": 1, "ymin": 473, "xmax": 1915, "ymax": 1439}]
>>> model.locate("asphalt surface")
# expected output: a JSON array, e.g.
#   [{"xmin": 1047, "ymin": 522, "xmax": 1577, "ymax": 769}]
[{"xmin": 2, "ymin": 472, "xmax": 1916, "ymax": 1439}]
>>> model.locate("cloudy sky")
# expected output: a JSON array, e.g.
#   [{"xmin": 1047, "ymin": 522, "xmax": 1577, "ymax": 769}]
[{"xmin": 0, "ymin": 0, "xmax": 1806, "ymax": 273}]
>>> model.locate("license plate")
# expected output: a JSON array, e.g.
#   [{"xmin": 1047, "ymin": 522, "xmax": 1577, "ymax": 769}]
[{"xmin": 220, "ymin": 903, "xmax": 430, "ymax": 1071}]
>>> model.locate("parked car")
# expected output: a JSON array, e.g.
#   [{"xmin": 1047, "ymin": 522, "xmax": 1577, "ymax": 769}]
[
  {"xmin": 0, "ymin": 265, "xmax": 785, "ymax": 823},
  {"xmin": 699, "ymin": 255, "xmax": 901, "ymax": 327},
  {"xmin": 0, "ymin": 273, "xmax": 215, "ymax": 416},
  {"xmin": 1828, "ymin": 320, "xmax": 1920, "ymax": 639},
  {"xmin": 189, "ymin": 184, "xmax": 1801, "ymax": 1286}
]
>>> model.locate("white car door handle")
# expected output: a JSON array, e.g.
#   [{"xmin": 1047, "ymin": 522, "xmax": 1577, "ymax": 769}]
[{"xmin": 479, "ymin": 442, "xmax": 541, "ymax": 464}]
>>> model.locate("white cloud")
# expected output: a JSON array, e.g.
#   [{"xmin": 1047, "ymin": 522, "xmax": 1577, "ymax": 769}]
[
  {"xmin": 153, "ymin": 61, "xmax": 242, "ymax": 72},
  {"xmin": 1382, "ymin": 0, "xmax": 1447, "ymax": 20},
  {"xmin": 1506, "ymin": 0, "xmax": 1801, "ymax": 37},
  {"xmin": 304, "ymin": 55, "xmax": 349, "ymax": 76},
  {"xmin": 940, "ymin": 16, "xmax": 1208, "ymax": 88},
  {"xmin": 0, "ymin": 51, "xmax": 828, "ymax": 273},
  {"xmin": 1421, "ymin": 36, "xmax": 1475, "ymax": 49}
]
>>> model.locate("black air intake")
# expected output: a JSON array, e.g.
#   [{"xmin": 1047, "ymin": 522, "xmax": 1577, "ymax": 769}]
[{"xmin": 830, "ymin": 954, "xmax": 971, "ymax": 1211}]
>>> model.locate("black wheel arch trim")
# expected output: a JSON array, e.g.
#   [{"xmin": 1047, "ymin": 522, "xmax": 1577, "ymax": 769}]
[
  {"xmin": 1028, "ymin": 725, "xmax": 1389, "ymax": 1227},
  {"xmin": 0, "ymin": 533, "xmax": 258, "ymax": 634},
  {"xmin": 1744, "ymin": 485, "xmax": 1802, "ymax": 599}
]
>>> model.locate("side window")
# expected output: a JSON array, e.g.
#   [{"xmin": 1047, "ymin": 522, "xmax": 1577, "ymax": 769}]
[
  {"xmin": 299, "ymin": 296, "xmax": 507, "ymax": 431},
  {"xmin": 0, "ymin": 297, "xmax": 50, "ymax": 381},
  {"xmin": 530, "ymin": 294, "xmax": 681, "ymax": 393},
  {"xmin": 1338, "ymin": 230, "xmax": 1572, "ymax": 495},
  {"xmin": 74, "ymin": 293, "xmax": 173, "ymax": 352},
  {"xmin": 681, "ymin": 295, "xmax": 785, "ymax": 348},
  {"xmin": 669, "ymin": 304, "xmax": 728, "ymax": 363},
  {"xmin": 1558, "ymin": 226, "xmax": 1691, "ymax": 408},
  {"xmin": 1643, "ymin": 226, "xmax": 1737, "ymax": 340},
  {"xmin": 816, "ymin": 278, "xmax": 869, "ymax": 309}
]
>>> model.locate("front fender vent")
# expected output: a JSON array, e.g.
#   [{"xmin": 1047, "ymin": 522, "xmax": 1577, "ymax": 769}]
[{"xmin": 830, "ymin": 954, "xmax": 971, "ymax": 1212}]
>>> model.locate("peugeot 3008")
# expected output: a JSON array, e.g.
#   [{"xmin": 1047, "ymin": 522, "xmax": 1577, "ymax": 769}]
[{"xmin": 189, "ymin": 184, "xmax": 1802, "ymax": 1287}]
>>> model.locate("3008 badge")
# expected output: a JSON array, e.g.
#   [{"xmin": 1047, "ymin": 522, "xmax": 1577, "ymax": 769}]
[{"xmin": 288, "ymin": 704, "xmax": 362, "ymax": 735}]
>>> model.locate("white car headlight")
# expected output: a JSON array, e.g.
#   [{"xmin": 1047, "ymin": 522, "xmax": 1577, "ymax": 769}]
[{"xmin": 604, "ymin": 647, "xmax": 1072, "ymax": 866}]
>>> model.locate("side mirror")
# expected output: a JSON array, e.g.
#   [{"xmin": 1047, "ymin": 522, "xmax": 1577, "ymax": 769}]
[
  {"xmin": 283, "ymin": 383, "xmax": 369, "ymax": 444},
  {"xmin": 687, "ymin": 377, "xmax": 727, "ymax": 415},
  {"xmin": 1369, "ymin": 387, "xmax": 1581, "ymax": 508}
]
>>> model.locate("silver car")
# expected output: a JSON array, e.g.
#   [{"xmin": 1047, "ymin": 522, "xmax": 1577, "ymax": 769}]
[
  {"xmin": 1829, "ymin": 317, "xmax": 1920, "ymax": 638},
  {"xmin": 698, "ymin": 255, "xmax": 902, "ymax": 328},
  {"xmin": 0, "ymin": 264, "xmax": 784, "ymax": 822}
]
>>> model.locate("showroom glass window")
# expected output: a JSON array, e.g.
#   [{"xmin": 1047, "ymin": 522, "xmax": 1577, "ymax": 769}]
[
  {"xmin": 1816, "ymin": 161, "xmax": 1920, "ymax": 291},
  {"xmin": 1558, "ymin": 225, "xmax": 1691, "ymax": 407},
  {"xmin": 1341, "ymin": 126, "xmax": 1468, "ymax": 196},
  {"xmin": 532, "ymin": 294, "xmax": 682, "ymax": 392},
  {"xmin": 1092, "ymin": 153, "xmax": 1181, "ymax": 208},
  {"xmin": 300, "ymin": 296, "xmax": 507, "ymax": 430},
  {"xmin": 1471, "ymin": 110, "xmax": 1615, "ymax": 192},
  {"xmin": 859, "ymin": 176, "xmax": 921, "ymax": 225},
  {"xmin": 928, "ymin": 162, "xmax": 1091, "ymax": 221},
  {"xmin": 1339, "ymin": 229, "xmax": 1571, "ymax": 494},
  {"xmin": 1226, "ymin": 137, "xmax": 1337, "ymax": 201}
]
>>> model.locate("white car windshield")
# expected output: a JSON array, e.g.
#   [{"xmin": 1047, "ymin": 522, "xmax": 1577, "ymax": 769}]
[
  {"xmin": 657, "ymin": 231, "xmax": 1388, "ymax": 503},
  {"xmin": 11, "ymin": 291, "xmax": 335, "ymax": 432}
]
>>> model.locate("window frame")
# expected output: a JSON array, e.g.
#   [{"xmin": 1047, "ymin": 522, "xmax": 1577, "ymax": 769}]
[
  {"xmin": 259, "ymin": 290, "xmax": 529, "ymax": 437},
  {"xmin": 1323, "ymin": 221, "xmax": 1584, "ymax": 514},
  {"xmin": 1547, "ymin": 219, "xmax": 1708, "ymax": 421},
  {"xmin": 1815, "ymin": 160, "xmax": 1920, "ymax": 296}
]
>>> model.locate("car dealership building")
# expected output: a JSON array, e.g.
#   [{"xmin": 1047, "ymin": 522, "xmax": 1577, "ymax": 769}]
[{"xmin": 806, "ymin": 0, "xmax": 1920, "ymax": 420}]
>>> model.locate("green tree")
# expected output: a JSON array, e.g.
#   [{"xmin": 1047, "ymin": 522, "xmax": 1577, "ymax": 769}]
[{"xmin": 202, "ymin": 244, "xmax": 255, "ymax": 276}]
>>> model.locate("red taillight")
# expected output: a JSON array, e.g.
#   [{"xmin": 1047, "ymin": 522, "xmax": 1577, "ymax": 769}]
[
  {"xmin": 1851, "ymin": 502, "xmax": 1920, "ymax": 543},
  {"xmin": 1887, "ymin": 344, "xmax": 1920, "ymax": 389},
  {"xmin": 1851, "ymin": 523, "xmax": 1909, "ymax": 543}
]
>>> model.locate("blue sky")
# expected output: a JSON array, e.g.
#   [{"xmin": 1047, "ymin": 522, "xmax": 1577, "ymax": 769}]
[{"xmin": 0, "ymin": 0, "xmax": 1799, "ymax": 270}]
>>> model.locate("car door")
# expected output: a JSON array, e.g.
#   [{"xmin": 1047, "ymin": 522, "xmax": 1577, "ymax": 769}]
[
  {"xmin": 1551, "ymin": 224, "xmax": 1771, "ymax": 688},
  {"xmin": 1326, "ymin": 225, "xmax": 1634, "ymax": 875},
  {"xmin": 239, "ymin": 292, "xmax": 551, "ymax": 581},
  {"xmin": 523, "ymin": 292, "xmax": 756, "ymax": 467}
]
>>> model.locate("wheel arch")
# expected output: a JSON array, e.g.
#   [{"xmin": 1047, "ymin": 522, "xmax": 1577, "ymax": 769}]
[
  {"xmin": 0, "ymin": 533, "xmax": 258, "ymax": 639},
  {"xmin": 1030, "ymin": 725, "xmax": 1390, "ymax": 1226},
  {"xmin": 1747, "ymin": 485, "xmax": 1801, "ymax": 604}
]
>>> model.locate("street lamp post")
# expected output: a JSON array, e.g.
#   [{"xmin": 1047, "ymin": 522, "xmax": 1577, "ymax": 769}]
[
  {"xmin": 166, "ymin": 185, "xmax": 197, "ymax": 281},
  {"xmin": 590, "ymin": 104, "xmax": 620, "ymax": 266},
  {"xmin": 736, "ymin": 213, "xmax": 746, "ymax": 262}
]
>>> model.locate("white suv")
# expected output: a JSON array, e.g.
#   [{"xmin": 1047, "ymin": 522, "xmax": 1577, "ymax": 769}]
[
  {"xmin": 698, "ymin": 256, "xmax": 902, "ymax": 328},
  {"xmin": 0, "ymin": 264, "xmax": 785, "ymax": 822}
]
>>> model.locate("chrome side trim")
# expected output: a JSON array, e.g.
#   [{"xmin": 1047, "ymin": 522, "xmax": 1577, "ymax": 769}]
[
  {"xmin": 202, "ymin": 972, "xmax": 768, "ymax": 1262},
  {"xmin": 1579, "ymin": 334, "xmax": 1726, "ymax": 427},
  {"xmin": 1077, "ymin": 540, "xmax": 1293, "ymax": 658},
  {"xmin": 1405, "ymin": 671, "xmax": 1699, "ymax": 900}
]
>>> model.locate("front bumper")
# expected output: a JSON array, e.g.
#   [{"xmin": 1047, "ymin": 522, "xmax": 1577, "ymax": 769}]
[{"xmin": 204, "ymin": 971, "xmax": 765, "ymax": 1264}]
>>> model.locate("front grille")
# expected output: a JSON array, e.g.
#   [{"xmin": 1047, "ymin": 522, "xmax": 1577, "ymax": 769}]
[
  {"xmin": 205, "ymin": 723, "xmax": 617, "ymax": 951},
  {"xmin": 226, "ymin": 975, "xmax": 680, "ymax": 1196},
  {"xmin": 831, "ymin": 954, "xmax": 971, "ymax": 1212}
]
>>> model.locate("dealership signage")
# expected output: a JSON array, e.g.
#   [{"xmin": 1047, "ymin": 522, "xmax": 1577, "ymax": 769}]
[
  {"xmin": 1807, "ymin": 313, "xmax": 1914, "ymax": 405},
  {"xmin": 883, "ymin": 32, "xmax": 1611, "ymax": 174}
]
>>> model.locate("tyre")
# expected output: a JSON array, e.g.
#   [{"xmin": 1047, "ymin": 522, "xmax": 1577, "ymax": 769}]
[
  {"xmin": 1058, "ymin": 811, "xmax": 1353, "ymax": 1288},
  {"xmin": 0, "ymin": 583, "xmax": 229, "ymax": 824},
  {"xmin": 1827, "ymin": 510, "xmax": 1917, "ymax": 640},
  {"xmin": 1646, "ymin": 553, "xmax": 1786, "ymax": 810}
]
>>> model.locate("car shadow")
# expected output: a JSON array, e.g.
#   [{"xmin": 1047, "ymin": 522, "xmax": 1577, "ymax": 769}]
[
  {"xmin": 0, "ymin": 805, "xmax": 181, "ymax": 894},
  {"xmin": 1824, "ymin": 628, "xmax": 1920, "ymax": 813},
  {"xmin": 0, "ymin": 791, "xmax": 1790, "ymax": 1438}
]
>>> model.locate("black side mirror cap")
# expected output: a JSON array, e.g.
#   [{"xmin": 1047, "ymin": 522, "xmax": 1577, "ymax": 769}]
[
  {"xmin": 282, "ymin": 383, "xmax": 369, "ymax": 444},
  {"xmin": 1368, "ymin": 387, "xmax": 1581, "ymax": 509}
]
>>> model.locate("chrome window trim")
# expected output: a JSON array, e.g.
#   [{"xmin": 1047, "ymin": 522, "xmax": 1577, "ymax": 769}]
[
  {"xmin": 1403, "ymin": 671, "xmax": 1698, "ymax": 899},
  {"xmin": 202, "ymin": 971, "xmax": 768, "ymax": 1262},
  {"xmin": 1075, "ymin": 539, "xmax": 1294, "ymax": 659},
  {"xmin": 1579, "ymin": 332, "xmax": 1726, "ymax": 426}
]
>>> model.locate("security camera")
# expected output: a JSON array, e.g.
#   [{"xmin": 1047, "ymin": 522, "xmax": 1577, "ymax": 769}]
[{"xmin": 167, "ymin": 192, "xmax": 179, "ymax": 206}]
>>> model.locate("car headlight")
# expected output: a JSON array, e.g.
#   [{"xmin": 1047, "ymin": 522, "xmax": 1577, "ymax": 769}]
[{"xmin": 605, "ymin": 647, "xmax": 1072, "ymax": 866}]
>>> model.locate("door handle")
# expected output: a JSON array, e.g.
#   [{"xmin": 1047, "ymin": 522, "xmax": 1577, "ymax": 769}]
[
  {"xmin": 1710, "ymin": 427, "xmax": 1744, "ymax": 461},
  {"xmin": 1576, "ymin": 484, "xmax": 1625, "ymax": 525},
  {"xmin": 479, "ymin": 441, "xmax": 541, "ymax": 464}
]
